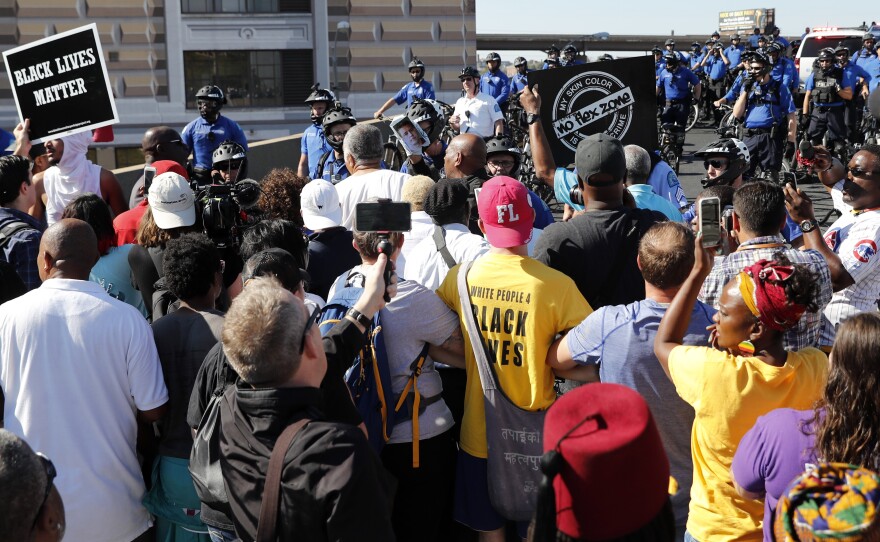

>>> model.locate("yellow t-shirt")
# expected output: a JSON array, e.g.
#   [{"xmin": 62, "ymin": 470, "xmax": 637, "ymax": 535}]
[
  {"xmin": 668, "ymin": 345, "xmax": 829, "ymax": 542},
  {"xmin": 436, "ymin": 253, "xmax": 591, "ymax": 458}
]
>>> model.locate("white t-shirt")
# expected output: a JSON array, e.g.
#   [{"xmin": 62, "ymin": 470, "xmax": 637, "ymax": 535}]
[
  {"xmin": 830, "ymin": 179, "xmax": 854, "ymax": 214},
  {"xmin": 0, "ymin": 279, "xmax": 168, "ymax": 542},
  {"xmin": 335, "ymin": 169, "xmax": 410, "ymax": 230},
  {"xmin": 453, "ymin": 91, "xmax": 504, "ymax": 138},
  {"xmin": 397, "ymin": 211, "xmax": 434, "ymax": 278},
  {"xmin": 327, "ymin": 267, "xmax": 459, "ymax": 443},
  {"xmin": 820, "ymin": 208, "xmax": 880, "ymax": 345},
  {"xmin": 406, "ymin": 223, "xmax": 490, "ymax": 290}
]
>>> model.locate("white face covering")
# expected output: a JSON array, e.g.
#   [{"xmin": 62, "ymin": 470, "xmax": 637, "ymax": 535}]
[{"xmin": 44, "ymin": 131, "xmax": 100, "ymax": 225}]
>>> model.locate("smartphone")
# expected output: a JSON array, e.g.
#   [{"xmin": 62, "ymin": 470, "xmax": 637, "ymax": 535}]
[
  {"xmin": 354, "ymin": 200, "xmax": 412, "ymax": 232},
  {"xmin": 143, "ymin": 166, "xmax": 157, "ymax": 193},
  {"xmin": 722, "ymin": 205, "xmax": 734, "ymax": 234},
  {"xmin": 699, "ymin": 196, "xmax": 722, "ymax": 247}
]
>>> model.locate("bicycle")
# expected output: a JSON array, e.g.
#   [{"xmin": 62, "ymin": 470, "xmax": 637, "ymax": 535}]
[
  {"xmin": 659, "ymin": 122, "xmax": 685, "ymax": 173},
  {"xmin": 685, "ymin": 102, "xmax": 700, "ymax": 132},
  {"xmin": 716, "ymin": 105, "xmax": 742, "ymax": 139},
  {"xmin": 374, "ymin": 114, "xmax": 405, "ymax": 172}
]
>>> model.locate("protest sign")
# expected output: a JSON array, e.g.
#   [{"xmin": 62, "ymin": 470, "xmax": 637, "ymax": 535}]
[
  {"xmin": 3, "ymin": 23, "xmax": 118, "ymax": 143},
  {"xmin": 528, "ymin": 56, "xmax": 657, "ymax": 168}
]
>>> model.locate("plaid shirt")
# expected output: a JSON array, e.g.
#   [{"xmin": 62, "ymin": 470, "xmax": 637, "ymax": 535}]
[
  {"xmin": 698, "ymin": 235, "xmax": 833, "ymax": 351},
  {"xmin": 0, "ymin": 207, "xmax": 43, "ymax": 291}
]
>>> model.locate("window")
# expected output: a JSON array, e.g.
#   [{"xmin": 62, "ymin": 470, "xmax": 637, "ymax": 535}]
[
  {"xmin": 115, "ymin": 147, "xmax": 146, "ymax": 169},
  {"xmin": 181, "ymin": 0, "xmax": 309, "ymax": 13},
  {"xmin": 185, "ymin": 50, "xmax": 314, "ymax": 108}
]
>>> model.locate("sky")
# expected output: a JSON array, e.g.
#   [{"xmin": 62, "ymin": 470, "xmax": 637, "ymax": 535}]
[{"xmin": 475, "ymin": 1, "xmax": 876, "ymax": 60}]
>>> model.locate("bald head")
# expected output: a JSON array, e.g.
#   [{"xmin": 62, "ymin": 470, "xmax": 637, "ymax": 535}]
[
  {"xmin": 39, "ymin": 218, "xmax": 99, "ymax": 281},
  {"xmin": 142, "ymin": 126, "xmax": 188, "ymax": 166},
  {"xmin": 445, "ymin": 134, "xmax": 487, "ymax": 177}
]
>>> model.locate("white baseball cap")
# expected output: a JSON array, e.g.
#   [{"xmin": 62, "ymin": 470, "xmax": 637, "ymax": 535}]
[
  {"xmin": 148, "ymin": 172, "xmax": 196, "ymax": 229},
  {"xmin": 301, "ymin": 180, "xmax": 342, "ymax": 230}
]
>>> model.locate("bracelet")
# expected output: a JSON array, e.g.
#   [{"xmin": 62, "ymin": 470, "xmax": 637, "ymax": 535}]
[{"xmin": 346, "ymin": 308, "xmax": 371, "ymax": 328}]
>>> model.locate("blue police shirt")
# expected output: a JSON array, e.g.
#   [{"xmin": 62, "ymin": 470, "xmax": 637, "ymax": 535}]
[
  {"xmin": 657, "ymin": 67, "xmax": 701, "ymax": 100},
  {"xmin": 773, "ymin": 35, "xmax": 790, "ymax": 49},
  {"xmin": 300, "ymin": 124, "xmax": 333, "ymax": 179},
  {"xmin": 724, "ymin": 72, "xmax": 745, "ymax": 102},
  {"xmin": 655, "ymin": 59, "xmax": 666, "ymax": 78},
  {"xmin": 393, "ymin": 81, "xmax": 435, "ymax": 107},
  {"xmin": 725, "ymin": 45, "xmax": 745, "ymax": 69},
  {"xmin": 850, "ymin": 49, "xmax": 878, "ymax": 70},
  {"xmin": 181, "ymin": 114, "xmax": 248, "ymax": 170},
  {"xmin": 690, "ymin": 53, "xmax": 705, "ymax": 74},
  {"xmin": 705, "ymin": 55, "xmax": 728, "ymax": 80},
  {"xmin": 843, "ymin": 62, "xmax": 872, "ymax": 86},
  {"xmin": 805, "ymin": 69, "xmax": 855, "ymax": 107},
  {"xmin": 743, "ymin": 79, "xmax": 796, "ymax": 128},
  {"xmin": 509, "ymin": 72, "xmax": 529, "ymax": 94},
  {"xmin": 480, "ymin": 70, "xmax": 510, "ymax": 106},
  {"xmin": 769, "ymin": 59, "xmax": 794, "ymax": 90},
  {"xmin": 320, "ymin": 155, "xmax": 350, "ymax": 183},
  {"xmin": 647, "ymin": 157, "xmax": 688, "ymax": 209},
  {"xmin": 748, "ymin": 34, "xmax": 761, "ymax": 48},
  {"xmin": 862, "ymin": 57, "xmax": 880, "ymax": 91}
]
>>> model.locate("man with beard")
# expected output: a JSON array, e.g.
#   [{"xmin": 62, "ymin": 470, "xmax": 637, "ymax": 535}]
[
  {"xmin": 181, "ymin": 85, "xmax": 247, "ymax": 184},
  {"xmin": 374, "ymin": 58, "xmax": 436, "ymax": 119}
]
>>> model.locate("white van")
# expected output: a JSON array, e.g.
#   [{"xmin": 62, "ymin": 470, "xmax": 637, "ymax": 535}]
[{"xmin": 794, "ymin": 28, "xmax": 864, "ymax": 94}]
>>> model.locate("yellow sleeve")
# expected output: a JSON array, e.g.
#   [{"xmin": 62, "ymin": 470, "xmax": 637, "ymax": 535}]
[
  {"xmin": 559, "ymin": 281, "xmax": 592, "ymax": 331},
  {"xmin": 668, "ymin": 345, "xmax": 718, "ymax": 407},
  {"xmin": 436, "ymin": 264, "xmax": 461, "ymax": 311}
]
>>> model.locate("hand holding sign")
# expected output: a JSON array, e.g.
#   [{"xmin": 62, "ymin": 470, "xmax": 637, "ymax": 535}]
[
  {"xmin": 520, "ymin": 84, "xmax": 541, "ymax": 115},
  {"xmin": 13, "ymin": 119, "xmax": 30, "ymax": 157}
]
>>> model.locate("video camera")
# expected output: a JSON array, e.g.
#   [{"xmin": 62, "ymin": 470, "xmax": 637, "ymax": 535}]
[{"xmin": 195, "ymin": 179, "xmax": 261, "ymax": 249}]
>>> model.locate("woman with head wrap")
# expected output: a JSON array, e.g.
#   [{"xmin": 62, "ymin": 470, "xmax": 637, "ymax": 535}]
[
  {"xmin": 732, "ymin": 312, "xmax": 880, "ymax": 541},
  {"xmin": 654, "ymin": 234, "xmax": 829, "ymax": 542}
]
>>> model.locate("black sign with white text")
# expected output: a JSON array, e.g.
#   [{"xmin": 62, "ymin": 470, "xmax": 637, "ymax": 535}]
[
  {"xmin": 529, "ymin": 56, "xmax": 657, "ymax": 168},
  {"xmin": 3, "ymin": 24, "xmax": 117, "ymax": 143}
]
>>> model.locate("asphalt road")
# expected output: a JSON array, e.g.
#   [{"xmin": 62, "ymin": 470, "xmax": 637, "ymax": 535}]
[{"xmin": 674, "ymin": 122, "xmax": 841, "ymax": 227}]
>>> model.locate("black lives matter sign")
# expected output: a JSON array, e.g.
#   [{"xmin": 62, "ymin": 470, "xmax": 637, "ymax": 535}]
[
  {"xmin": 3, "ymin": 24, "xmax": 117, "ymax": 143},
  {"xmin": 529, "ymin": 56, "xmax": 657, "ymax": 168}
]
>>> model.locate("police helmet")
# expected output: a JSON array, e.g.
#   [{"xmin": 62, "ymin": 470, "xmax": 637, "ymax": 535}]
[
  {"xmin": 768, "ymin": 42, "xmax": 784, "ymax": 54},
  {"xmin": 663, "ymin": 52, "xmax": 680, "ymax": 66},
  {"xmin": 406, "ymin": 99, "xmax": 446, "ymax": 145},
  {"xmin": 196, "ymin": 85, "xmax": 227, "ymax": 105},
  {"xmin": 211, "ymin": 140, "xmax": 248, "ymax": 180},
  {"xmin": 731, "ymin": 34, "xmax": 742, "ymax": 40},
  {"xmin": 486, "ymin": 52, "xmax": 502, "ymax": 63},
  {"xmin": 817, "ymin": 48, "xmax": 835, "ymax": 61},
  {"xmin": 789, "ymin": 39, "xmax": 801, "ymax": 50},
  {"xmin": 652, "ymin": 46, "xmax": 662, "ymax": 54},
  {"xmin": 665, "ymin": 38, "xmax": 675, "ymax": 46},
  {"xmin": 834, "ymin": 45, "xmax": 850, "ymax": 56},
  {"xmin": 864, "ymin": 33, "xmax": 876, "ymax": 42},
  {"xmin": 694, "ymin": 138, "xmax": 750, "ymax": 187},
  {"xmin": 563, "ymin": 44, "xmax": 578, "ymax": 55},
  {"xmin": 514, "ymin": 56, "xmax": 527, "ymax": 67},
  {"xmin": 322, "ymin": 105, "xmax": 358, "ymax": 152},
  {"xmin": 485, "ymin": 136, "xmax": 522, "ymax": 174},
  {"xmin": 545, "ymin": 44, "xmax": 560, "ymax": 55},
  {"xmin": 408, "ymin": 58, "xmax": 425, "ymax": 71},
  {"xmin": 711, "ymin": 31, "xmax": 720, "ymax": 38},
  {"xmin": 691, "ymin": 41, "xmax": 702, "ymax": 50},
  {"xmin": 748, "ymin": 50, "xmax": 772, "ymax": 68},
  {"xmin": 459, "ymin": 66, "xmax": 481, "ymax": 80},
  {"xmin": 757, "ymin": 34, "xmax": 767, "ymax": 42},
  {"xmin": 598, "ymin": 53, "xmax": 614, "ymax": 62},
  {"xmin": 304, "ymin": 83, "xmax": 336, "ymax": 104},
  {"xmin": 545, "ymin": 57, "xmax": 561, "ymax": 67}
]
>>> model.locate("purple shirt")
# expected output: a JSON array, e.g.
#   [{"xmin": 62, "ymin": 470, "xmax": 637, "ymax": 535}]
[{"xmin": 731, "ymin": 408, "xmax": 821, "ymax": 541}]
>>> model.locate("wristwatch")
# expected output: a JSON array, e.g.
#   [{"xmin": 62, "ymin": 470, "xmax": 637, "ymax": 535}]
[
  {"xmin": 346, "ymin": 308, "xmax": 372, "ymax": 328},
  {"xmin": 799, "ymin": 219, "xmax": 819, "ymax": 233},
  {"xmin": 526, "ymin": 113, "xmax": 541, "ymax": 125}
]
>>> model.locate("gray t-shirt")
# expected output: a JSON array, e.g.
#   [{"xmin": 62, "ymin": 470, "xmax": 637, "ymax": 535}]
[
  {"xmin": 566, "ymin": 298, "xmax": 716, "ymax": 530},
  {"xmin": 329, "ymin": 267, "xmax": 460, "ymax": 443}
]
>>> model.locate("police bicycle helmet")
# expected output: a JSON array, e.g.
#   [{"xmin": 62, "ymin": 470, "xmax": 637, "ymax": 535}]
[
  {"xmin": 662, "ymin": 51, "xmax": 680, "ymax": 66},
  {"xmin": 486, "ymin": 52, "xmax": 502, "ymax": 66},
  {"xmin": 485, "ymin": 136, "xmax": 522, "ymax": 175},
  {"xmin": 563, "ymin": 44, "xmax": 578, "ymax": 55},
  {"xmin": 211, "ymin": 140, "xmax": 248, "ymax": 181},
  {"xmin": 406, "ymin": 99, "xmax": 446, "ymax": 145},
  {"xmin": 598, "ymin": 53, "xmax": 614, "ymax": 62},
  {"xmin": 322, "ymin": 105, "xmax": 358, "ymax": 152},
  {"xmin": 304, "ymin": 84, "xmax": 336, "ymax": 105},
  {"xmin": 196, "ymin": 85, "xmax": 227, "ymax": 105},
  {"xmin": 408, "ymin": 58, "xmax": 426, "ymax": 80},
  {"xmin": 545, "ymin": 44, "xmax": 560, "ymax": 56},
  {"xmin": 745, "ymin": 50, "xmax": 772, "ymax": 74},
  {"xmin": 459, "ymin": 66, "xmax": 481, "ymax": 80},
  {"xmin": 834, "ymin": 45, "xmax": 850, "ymax": 56},
  {"xmin": 694, "ymin": 138, "xmax": 750, "ymax": 187},
  {"xmin": 514, "ymin": 56, "xmax": 527, "ymax": 68},
  {"xmin": 652, "ymin": 45, "xmax": 662, "ymax": 54}
]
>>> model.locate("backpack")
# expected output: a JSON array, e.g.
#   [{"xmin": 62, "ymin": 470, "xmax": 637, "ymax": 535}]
[
  {"xmin": 317, "ymin": 271, "xmax": 431, "ymax": 467},
  {"xmin": 0, "ymin": 220, "xmax": 32, "ymax": 252},
  {"xmin": 189, "ymin": 356, "xmax": 238, "ymax": 513},
  {"xmin": 148, "ymin": 248, "xmax": 180, "ymax": 319}
]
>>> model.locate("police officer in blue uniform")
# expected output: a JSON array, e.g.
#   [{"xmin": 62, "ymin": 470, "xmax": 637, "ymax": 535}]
[
  {"xmin": 181, "ymin": 85, "xmax": 248, "ymax": 184},
  {"xmin": 542, "ymin": 45, "xmax": 561, "ymax": 70},
  {"xmin": 701, "ymin": 43, "xmax": 730, "ymax": 123},
  {"xmin": 653, "ymin": 46, "xmax": 665, "ymax": 79},
  {"xmin": 374, "ymin": 58, "xmax": 436, "ymax": 119},
  {"xmin": 480, "ymin": 52, "xmax": 511, "ymax": 113},
  {"xmin": 851, "ymin": 33, "xmax": 878, "ymax": 69},
  {"xmin": 657, "ymin": 52, "xmax": 702, "ymax": 126},
  {"xmin": 748, "ymin": 28, "xmax": 762, "ymax": 49},
  {"xmin": 803, "ymin": 48, "xmax": 854, "ymax": 153},
  {"xmin": 767, "ymin": 42, "xmax": 796, "ymax": 92},
  {"xmin": 298, "ymin": 84, "xmax": 335, "ymax": 179},
  {"xmin": 560, "ymin": 44, "xmax": 585, "ymax": 67},
  {"xmin": 664, "ymin": 39, "xmax": 687, "ymax": 62},
  {"xmin": 725, "ymin": 34, "xmax": 746, "ymax": 77},
  {"xmin": 836, "ymin": 45, "xmax": 873, "ymax": 143},
  {"xmin": 732, "ymin": 50, "xmax": 797, "ymax": 178},
  {"xmin": 689, "ymin": 42, "xmax": 705, "ymax": 74},
  {"xmin": 509, "ymin": 57, "xmax": 529, "ymax": 95},
  {"xmin": 770, "ymin": 26, "xmax": 790, "ymax": 50},
  {"xmin": 315, "ymin": 105, "xmax": 357, "ymax": 183}
]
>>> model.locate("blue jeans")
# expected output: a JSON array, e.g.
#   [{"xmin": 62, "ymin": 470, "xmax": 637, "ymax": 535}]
[
  {"xmin": 684, "ymin": 531, "xmax": 700, "ymax": 542},
  {"xmin": 207, "ymin": 526, "xmax": 238, "ymax": 542}
]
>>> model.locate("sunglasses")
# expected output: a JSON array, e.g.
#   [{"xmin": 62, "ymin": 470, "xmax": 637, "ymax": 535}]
[
  {"xmin": 300, "ymin": 306, "xmax": 320, "ymax": 353},
  {"xmin": 704, "ymin": 159, "xmax": 729, "ymax": 170},
  {"xmin": 846, "ymin": 165, "xmax": 880, "ymax": 179},
  {"xmin": 330, "ymin": 129, "xmax": 349, "ymax": 140},
  {"xmin": 32, "ymin": 453, "xmax": 56, "ymax": 527},
  {"xmin": 215, "ymin": 160, "xmax": 243, "ymax": 170}
]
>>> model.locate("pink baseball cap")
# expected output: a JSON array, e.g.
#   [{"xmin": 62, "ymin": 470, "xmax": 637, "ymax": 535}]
[{"xmin": 477, "ymin": 176, "xmax": 534, "ymax": 248}]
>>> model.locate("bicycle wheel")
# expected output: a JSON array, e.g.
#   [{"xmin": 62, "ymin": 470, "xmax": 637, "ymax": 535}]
[
  {"xmin": 382, "ymin": 142, "xmax": 403, "ymax": 172},
  {"xmin": 685, "ymin": 104, "xmax": 699, "ymax": 132}
]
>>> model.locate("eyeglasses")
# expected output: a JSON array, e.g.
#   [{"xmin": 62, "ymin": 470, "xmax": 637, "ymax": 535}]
[
  {"xmin": 704, "ymin": 159, "xmax": 729, "ymax": 170},
  {"xmin": 330, "ymin": 129, "xmax": 349, "ymax": 140},
  {"xmin": 300, "ymin": 306, "xmax": 320, "ymax": 353},
  {"xmin": 215, "ymin": 160, "xmax": 243, "ymax": 170},
  {"xmin": 32, "ymin": 453, "xmax": 56, "ymax": 527},
  {"xmin": 488, "ymin": 159, "xmax": 516, "ymax": 169},
  {"xmin": 846, "ymin": 165, "xmax": 880, "ymax": 179}
]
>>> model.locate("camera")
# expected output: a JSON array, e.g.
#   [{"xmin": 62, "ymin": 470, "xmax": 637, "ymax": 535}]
[
  {"xmin": 354, "ymin": 199, "xmax": 412, "ymax": 301},
  {"xmin": 196, "ymin": 179, "xmax": 261, "ymax": 249}
]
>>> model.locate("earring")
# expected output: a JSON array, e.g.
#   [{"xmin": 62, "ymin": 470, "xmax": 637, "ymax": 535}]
[{"xmin": 737, "ymin": 340, "xmax": 756, "ymax": 355}]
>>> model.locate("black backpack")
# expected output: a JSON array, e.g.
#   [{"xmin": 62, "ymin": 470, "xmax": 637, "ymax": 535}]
[{"xmin": 148, "ymin": 248, "xmax": 180, "ymax": 319}]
